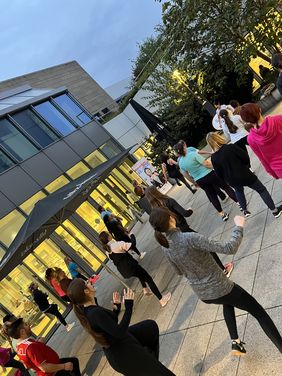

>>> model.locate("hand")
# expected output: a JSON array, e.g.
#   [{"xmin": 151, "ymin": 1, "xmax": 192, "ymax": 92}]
[
  {"xmin": 123, "ymin": 288, "xmax": 134, "ymax": 303},
  {"xmin": 112, "ymin": 291, "xmax": 121, "ymax": 304},
  {"xmin": 63, "ymin": 362, "xmax": 73, "ymax": 371},
  {"xmin": 234, "ymin": 216, "xmax": 245, "ymax": 227}
]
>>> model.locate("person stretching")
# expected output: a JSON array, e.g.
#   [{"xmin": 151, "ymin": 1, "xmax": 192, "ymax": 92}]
[
  {"xmin": 99, "ymin": 231, "xmax": 171, "ymax": 307},
  {"xmin": 149, "ymin": 207, "xmax": 282, "ymax": 356},
  {"xmin": 67, "ymin": 280, "xmax": 175, "ymax": 375},
  {"xmin": 174, "ymin": 140, "xmax": 238, "ymax": 221},
  {"xmin": 28, "ymin": 282, "xmax": 75, "ymax": 332},
  {"xmin": 145, "ymin": 185, "xmax": 233, "ymax": 277},
  {"xmin": 7, "ymin": 318, "xmax": 81, "ymax": 376},
  {"xmin": 206, "ymin": 132, "xmax": 282, "ymax": 218}
]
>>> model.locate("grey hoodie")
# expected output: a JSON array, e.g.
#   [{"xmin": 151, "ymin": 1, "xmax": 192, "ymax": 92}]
[{"xmin": 164, "ymin": 226, "xmax": 243, "ymax": 300}]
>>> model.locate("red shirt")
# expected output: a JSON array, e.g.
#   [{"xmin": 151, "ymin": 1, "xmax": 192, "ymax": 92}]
[
  {"xmin": 17, "ymin": 338, "xmax": 60, "ymax": 376},
  {"xmin": 50, "ymin": 278, "xmax": 66, "ymax": 297}
]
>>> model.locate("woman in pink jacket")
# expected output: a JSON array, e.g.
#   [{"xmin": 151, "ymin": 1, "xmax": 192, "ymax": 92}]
[{"xmin": 240, "ymin": 103, "xmax": 282, "ymax": 179}]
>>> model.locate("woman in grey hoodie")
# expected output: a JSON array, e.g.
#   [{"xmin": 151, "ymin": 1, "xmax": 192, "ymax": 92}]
[{"xmin": 149, "ymin": 207, "xmax": 282, "ymax": 356}]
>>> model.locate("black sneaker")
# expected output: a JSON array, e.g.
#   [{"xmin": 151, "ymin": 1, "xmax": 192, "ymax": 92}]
[
  {"xmin": 221, "ymin": 212, "xmax": 229, "ymax": 221},
  {"xmin": 243, "ymin": 210, "xmax": 251, "ymax": 217},
  {"xmin": 273, "ymin": 205, "xmax": 282, "ymax": 218},
  {"xmin": 232, "ymin": 340, "xmax": 246, "ymax": 356}
]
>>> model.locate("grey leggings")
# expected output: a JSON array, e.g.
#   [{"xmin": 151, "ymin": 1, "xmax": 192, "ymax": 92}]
[{"xmin": 234, "ymin": 178, "xmax": 275, "ymax": 211}]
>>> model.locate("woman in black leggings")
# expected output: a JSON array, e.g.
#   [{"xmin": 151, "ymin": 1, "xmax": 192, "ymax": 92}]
[
  {"xmin": 174, "ymin": 140, "xmax": 238, "ymax": 222},
  {"xmin": 103, "ymin": 214, "xmax": 145, "ymax": 259},
  {"xmin": 149, "ymin": 207, "xmax": 282, "ymax": 355},
  {"xmin": 145, "ymin": 185, "xmax": 233, "ymax": 276},
  {"xmin": 68, "ymin": 279, "xmax": 175, "ymax": 375},
  {"xmin": 207, "ymin": 132, "xmax": 282, "ymax": 218},
  {"xmin": 99, "ymin": 231, "xmax": 171, "ymax": 307},
  {"xmin": 161, "ymin": 152, "xmax": 197, "ymax": 193}
]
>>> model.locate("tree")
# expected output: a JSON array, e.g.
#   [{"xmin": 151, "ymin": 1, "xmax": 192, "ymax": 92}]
[{"xmin": 158, "ymin": 0, "xmax": 282, "ymax": 76}]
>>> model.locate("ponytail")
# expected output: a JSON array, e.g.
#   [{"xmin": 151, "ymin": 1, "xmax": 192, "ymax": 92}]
[
  {"xmin": 219, "ymin": 109, "xmax": 237, "ymax": 134},
  {"xmin": 155, "ymin": 231, "xmax": 169, "ymax": 248},
  {"xmin": 73, "ymin": 304, "xmax": 109, "ymax": 348}
]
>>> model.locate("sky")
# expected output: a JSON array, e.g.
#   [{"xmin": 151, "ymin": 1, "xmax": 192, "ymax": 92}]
[{"xmin": 0, "ymin": 0, "xmax": 162, "ymax": 88}]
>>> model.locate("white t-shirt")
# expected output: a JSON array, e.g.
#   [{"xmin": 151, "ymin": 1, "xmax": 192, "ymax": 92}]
[
  {"xmin": 107, "ymin": 240, "xmax": 131, "ymax": 255},
  {"xmin": 222, "ymin": 114, "xmax": 248, "ymax": 144}
]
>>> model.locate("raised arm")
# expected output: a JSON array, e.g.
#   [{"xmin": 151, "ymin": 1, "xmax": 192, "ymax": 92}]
[
  {"xmin": 87, "ymin": 290, "xmax": 134, "ymax": 340},
  {"xmin": 188, "ymin": 217, "xmax": 244, "ymax": 255}
]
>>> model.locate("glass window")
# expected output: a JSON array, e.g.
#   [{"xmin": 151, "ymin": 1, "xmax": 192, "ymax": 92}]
[
  {"xmin": 24, "ymin": 239, "xmax": 68, "ymax": 281},
  {"xmin": 55, "ymin": 220, "xmax": 106, "ymax": 271},
  {"xmin": 84, "ymin": 149, "xmax": 107, "ymax": 169},
  {"xmin": 0, "ymin": 209, "xmax": 26, "ymax": 247},
  {"xmin": 66, "ymin": 161, "xmax": 90, "ymax": 179},
  {"xmin": 0, "ymin": 265, "xmax": 63, "ymax": 338},
  {"xmin": 20, "ymin": 191, "xmax": 47, "ymax": 215},
  {"xmin": 0, "ymin": 149, "xmax": 15, "ymax": 173},
  {"xmin": 133, "ymin": 147, "xmax": 146, "ymax": 160},
  {"xmin": 76, "ymin": 201, "xmax": 106, "ymax": 234},
  {"xmin": 99, "ymin": 140, "xmax": 122, "ymax": 159},
  {"xmin": 34, "ymin": 101, "xmax": 76, "ymax": 136},
  {"xmin": 91, "ymin": 185, "xmax": 131, "ymax": 225},
  {"xmin": 0, "ymin": 243, "xmax": 6, "ymax": 257},
  {"xmin": 53, "ymin": 94, "xmax": 92, "ymax": 126},
  {"xmin": 0, "ymin": 118, "xmax": 38, "ymax": 161},
  {"xmin": 12, "ymin": 109, "xmax": 59, "ymax": 148},
  {"xmin": 45, "ymin": 175, "xmax": 70, "ymax": 193}
]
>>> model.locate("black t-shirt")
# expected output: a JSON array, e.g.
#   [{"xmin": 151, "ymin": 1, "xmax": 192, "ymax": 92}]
[
  {"xmin": 108, "ymin": 252, "xmax": 138, "ymax": 278},
  {"xmin": 211, "ymin": 144, "xmax": 257, "ymax": 187},
  {"xmin": 33, "ymin": 289, "xmax": 50, "ymax": 311}
]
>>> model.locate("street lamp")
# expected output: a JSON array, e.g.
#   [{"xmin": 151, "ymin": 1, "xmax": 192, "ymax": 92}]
[{"xmin": 172, "ymin": 70, "xmax": 216, "ymax": 116}]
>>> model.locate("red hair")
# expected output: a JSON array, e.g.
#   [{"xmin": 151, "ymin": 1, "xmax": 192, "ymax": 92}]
[{"xmin": 240, "ymin": 103, "xmax": 261, "ymax": 124}]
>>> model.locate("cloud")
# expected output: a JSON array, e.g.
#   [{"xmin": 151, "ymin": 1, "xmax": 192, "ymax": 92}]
[{"xmin": 0, "ymin": 0, "xmax": 162, "ymax": 87}]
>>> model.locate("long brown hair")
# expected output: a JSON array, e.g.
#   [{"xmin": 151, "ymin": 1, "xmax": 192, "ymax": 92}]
[
  {"xmin": 149, "ymin": 207, "xmax": 174, "ymax": 248},
  {"xmin": 99, "ymin": 231, "xmax": 112, "ymax": 253},
  {"xmin": 219, "ymin": 109, "xmax": 238, "ymax": 134},
  {"xmin": 67, "ymin": 278, "xmax": 109, "ymax": 347},
  {"xmin": 145, "ymin": 185, "xmax": 170, "ymax": 208}
]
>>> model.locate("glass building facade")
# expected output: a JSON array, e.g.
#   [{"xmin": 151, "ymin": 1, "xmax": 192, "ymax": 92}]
[{"xmin": 0, "ymin": 87, "xmax": 144, "ymax": 356}]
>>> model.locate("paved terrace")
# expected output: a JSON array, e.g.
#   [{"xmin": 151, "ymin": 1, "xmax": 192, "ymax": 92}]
[{"xmin": 47, "ymin": 102, "xmax": 282, "ymax": 376}]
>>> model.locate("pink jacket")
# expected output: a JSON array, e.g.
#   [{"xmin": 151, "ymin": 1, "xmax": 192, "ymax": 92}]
[{"xmin": 247, "ymin": 115, "xmax": 282, "ymax": 179}]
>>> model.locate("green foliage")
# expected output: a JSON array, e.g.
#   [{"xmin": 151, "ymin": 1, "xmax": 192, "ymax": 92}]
[{"xmin": 160, "ymin": 0, "xmax": 282, "ymax": 76}]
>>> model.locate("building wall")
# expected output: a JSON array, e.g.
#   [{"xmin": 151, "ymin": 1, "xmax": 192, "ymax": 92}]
[
  {"xmin": 0, "ymin": 120, "xmax": 111, "ymax": 219},
  {"xmin": 0, "ymin": 61, "xmax": 119, "ymax": 115},
  {"xmin": 102, "ymin": 86, "xmax": 155, "ymax": 150}
]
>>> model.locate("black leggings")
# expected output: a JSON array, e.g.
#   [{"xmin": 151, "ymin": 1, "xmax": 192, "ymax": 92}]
[
  {"xmin": 196, "ymin": 171, "xmax": 237, "ymax": 212},
  {"xmin": 175, "ymin": 175, "xmax": 195, "ymax": 193},
  {"xmin": 105, "ymin": 320, "xmax": 175, "ymax": 375},
  {"xmin": 56, "ymin": 357, "xmax": 81, "ymax": 376},
  {"xmin": 5, "ymin": 356, "xmax": 31, "ymax": 376},
  {"xmin": 203, "ymin": 284, "xmax": 282, "ymax": 352},
  {"xmin": 133, "ymin": 265, "xmax": 162, "ymax": 300},
  {"xmin": 234, "ymin": 178, "xmax": 276, "ymax": 211},
  {"xmin": 44, "ymin": 304, "xmax": 67, "ymax": 326}
]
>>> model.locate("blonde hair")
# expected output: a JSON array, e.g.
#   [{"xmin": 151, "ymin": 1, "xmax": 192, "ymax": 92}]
[{"xmin": 206, "ymin": 132, "xmax": 227, "ymax": 151}]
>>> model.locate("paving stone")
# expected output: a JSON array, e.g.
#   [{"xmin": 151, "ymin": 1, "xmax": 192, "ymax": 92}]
[
  {"xmin": 237, "ymin": 306, "xmax": 282, "ymax": 376},
  {"xmin": 252, "ymin": 243, "xmax": 282, "ymax": 308},
  {"xmin": 172, "ymin": 323, "xmax": 214, "ymax": 376}
]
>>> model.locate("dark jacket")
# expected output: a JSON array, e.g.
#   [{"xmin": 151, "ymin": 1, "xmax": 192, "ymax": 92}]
[
  {"xmin": 211, "ymin": 144, "xmax": 257, "ymax": 187},
  {"xmin": 164, "ymin": 197, "xmax": 194, "ymax": 233},
  {"xmin": 136, "ymin": 195, "xmax": 152, "ymax": 215}
]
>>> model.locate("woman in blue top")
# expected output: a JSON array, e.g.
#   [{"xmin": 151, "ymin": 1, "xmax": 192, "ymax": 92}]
[{"xmin": 174, "ymin": 140, "xmax": 238, "ymax": 221}]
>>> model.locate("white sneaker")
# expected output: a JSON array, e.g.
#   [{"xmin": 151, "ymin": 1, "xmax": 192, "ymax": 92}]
[
  {"xmin": 66, "ymin": 322, "xmax": 75, "ymax": 332},
  {"xmin": 160, "ymin": 292, "xmax": 172, "ymax": 307},
  {"xmin": 139, "ymin": 252, "xmax": 146, "ymax": 260}
]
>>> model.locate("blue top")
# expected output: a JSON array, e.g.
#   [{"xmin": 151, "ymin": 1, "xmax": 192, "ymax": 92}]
[
  {"xmin": 69, "ymin": 261, "xmax": 79, "ymax": 278},
  {"xmin": 101, "ymin": 210, "xmax": 112, "ymax": 219},
  {"xmin": 178, "ymin": 147, "xmax": 210, "ymax": 181}
]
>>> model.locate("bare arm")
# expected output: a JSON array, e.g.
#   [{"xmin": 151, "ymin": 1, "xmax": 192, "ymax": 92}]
[
  {"xmin": 202, "ymin": 158, "xmax": 213, "ymax": 169},
  {"xmin": 161, "ymin": 163, "xmax": 168, "ymax": 182},
  {"xmin": 40, "ymin": 362, "xmax": 70, "ymax": 373},
  {"xmin": 181, "ymin": 170, "xmax": 197, "ymax": 186}
]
